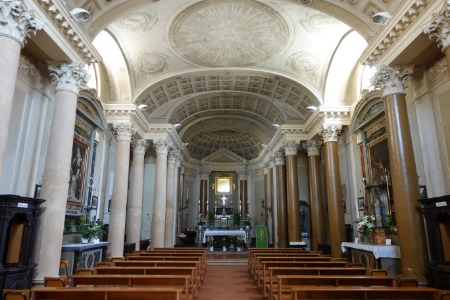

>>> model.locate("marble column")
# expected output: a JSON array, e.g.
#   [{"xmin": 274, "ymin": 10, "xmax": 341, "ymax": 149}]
[
  {"xmin": 372, "ymin": 65, "xmax": 426, "ymax": 279},
  {"xmin": 423, "ymin": 4, "xmax": 450, "ymax": 69},
  {"xmin": 274, "ymin": 151, "xmax": 288, "ymax": 248},
  {"xmin": 108, "ymin": 123, "xmax": 135, "ymax": 257},
  {"xmin": 303, "ymin": 140, "xmax": 325, "ymax": 251},
  {"xmin": 283, "ymin": 140, "xmax": 301, "ymax": 243},
  {"xmin": 165, "ymin": 150, "xmax": 177, "ymax": 247},
  {"xmin": 199, "ymin": 170, "xmax": 209, "ymax": 217},
  {"xmin": 263, "ymin": 164, "xmax": 269, "ymax": 235},
  {"xmin": 322, "ymin": 124, "xmax": 346, "ymax": 258},
  {"xmin": 177, "ymin": 166, "xmax": 185, "ymax": 234},
  {"xmin": 239, "ymin": 170, "xmax": 248, "ymax": 217},
  {"xmin": 0, "ymin": 1, "xmax": 42, "ymax": 176},
  {"xmin": 33, "ymin": 63, "xmax": 88, "ymax": 282},
  {"xmin": 126, "ymin": 139, "xmax": 148, "ymax": 251},
  {"xmin": 151, "ymin": 139, "xmax": 171, "ymax": 248},
  {"xmin": 269, "ymin": 159, "xmax": 276, "ymax": 246}
]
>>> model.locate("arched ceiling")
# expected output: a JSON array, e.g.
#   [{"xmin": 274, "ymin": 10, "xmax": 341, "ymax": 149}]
[{"xmin": 62, "ymin": 0, "xmax": 416, "ymax": 161}]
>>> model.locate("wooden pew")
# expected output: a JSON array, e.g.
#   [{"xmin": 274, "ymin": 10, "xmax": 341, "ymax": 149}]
[
  {"xmin": 130, "ymin": 253, "xmax": 206, "ymax": 270},
  {"xmin": 272, "ymin": 275, "xmax": 397, "ymax": 300},
  {"xmin": 32, "ymin": 286, "xmax": 184, "ymax": 300},
  {"xmin": 114, "ymin": 259, "xmax": 204, "ymax": 280},
  {"xmin": 70, "ymin": 274, "xmax": 192, "ymax": 300},
  {"xmin": 289, "ymin": 286, "xmax": 439, "ymax": 300},
  {"xmin": 256, "ymin": 259, "xmax": 346, "ymax": 293},
  {"xmin": 267, "ymin": 267, "xmax": 369, "ymax": 300},
  {"xmin": 249, "ymin": 252, "xmax": 322, "ymax": 273},
  {"xmin": 94, "ymin": 266, "xmax": 200, "ymax": 296},
  {"xmin": 252, "ymin": 256, "xmax": 332, "ymax": 279}
]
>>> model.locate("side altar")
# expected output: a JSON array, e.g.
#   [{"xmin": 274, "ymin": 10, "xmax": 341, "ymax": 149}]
[{"xmin": 341, "ymin": 242, "xmax": 401, "ymax": 276}]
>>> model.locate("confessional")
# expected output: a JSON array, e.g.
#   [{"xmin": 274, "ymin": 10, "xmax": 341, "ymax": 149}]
[{"xmin": 0, "ymin": 195, "xmax": 44, "ymax": 299}]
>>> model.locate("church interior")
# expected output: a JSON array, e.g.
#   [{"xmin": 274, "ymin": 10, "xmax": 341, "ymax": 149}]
[{"xmin": 1, "ymin": 0, "xmax": 450, "ymax": 298}]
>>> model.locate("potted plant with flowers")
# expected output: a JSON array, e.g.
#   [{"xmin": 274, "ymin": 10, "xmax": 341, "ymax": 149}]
[
  {"xmin": 207, "ymin": 236, "xmax": 214, "ymax": 251},
  {"xmin": 354, "ymin": 214, "xmax": 375, "ymax": 243}
]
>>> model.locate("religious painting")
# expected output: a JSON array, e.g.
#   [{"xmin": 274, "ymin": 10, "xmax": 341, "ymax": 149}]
[
  {"xmin": 67, "ymin": 137, "xmax": 89, "ymax": 209},
  {"xmin": 34, "ymin": 184, "xmax": 41, "ymax": 198},
  {"xmin": 419, "ymin": 185, "xmax": 427, "ymax": 199},
  {"xmin": 215, "ymin": 177, "xmax": 232, "ymax": 195},
  {"xmin": 367, "ymin": 137, "xmax": 390, "ymax": 184},
  {"xmin": 91, "ymin": 196, "xmax": 98, "ymax": 209},
  {"xmin": 358, "ymin": 197, "xmax": 365, "ymax": 211}
]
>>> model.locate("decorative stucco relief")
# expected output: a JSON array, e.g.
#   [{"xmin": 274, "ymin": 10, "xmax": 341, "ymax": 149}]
[
  {"xmin": 133, "ymin": 50, "xmax": 168, "ymax": 85},
  {"xmin": 300, "ymin": 13, "xmax": 340, "ymax": 32},
  {"xmin": 287, "ymin": 51, "xmax": 319, "ymax": 85},
  {"xmin": 116, "ymin": 12, "xmax": 158, "ymax": 31},
  {"xmin": 169, "ymin": 0, "xmax": 290, "ymax": 67}
]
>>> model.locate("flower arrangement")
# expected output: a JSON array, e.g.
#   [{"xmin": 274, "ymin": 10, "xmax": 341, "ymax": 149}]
[
  {"xmin": 207, "ymin": 236, "xmax": 214, "ymax": 247},
  {"xmin": 354, "ymin": 215, "xmax": 375, "ymax": 236}
]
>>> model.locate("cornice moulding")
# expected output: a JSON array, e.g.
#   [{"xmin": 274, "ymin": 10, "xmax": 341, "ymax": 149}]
[
  {"xmin": 34, "ymin": 0, "xmax": 101, "ymax": 63},
  {"xmin": 359, "ymin": 0, "xmax": 434, "ymax": 65}
]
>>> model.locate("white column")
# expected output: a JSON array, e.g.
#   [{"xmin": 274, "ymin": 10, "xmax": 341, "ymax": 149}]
[
  {"xmin": 33, "ymin": 63, "xmax": 88, "ymax": 282},
  {"xmin": 0, "ymin": 1, "xmax": 42, "ymax": 174},
  {"xmin": 164, "ymin": 150, "xmax": 177, "ymax": 247},
  {"xmin": 108, "ymin": 123, "xmax": 135, "ymax": 257},
  {"xmin": 126, "ymin": 139, "xmax": 148, "ymax": 251},
  {"xmin": 151, "ymin": 139, "xmax": 171, "ymax": 248}
]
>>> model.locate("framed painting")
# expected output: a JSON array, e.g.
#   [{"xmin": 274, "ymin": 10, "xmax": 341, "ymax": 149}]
[
  {"xmin": 67, "ymin": 137, "xmax": 89, "ymax": 209},
  {"xmin": 91, "ymin": 196, "xmax": 98, "ymax": 209},
  {"xmin": 419, "ymin": 185, "xmax": 427, "ymax": 199},
  {"xmin": 34, "ymin": 184, "xmax": 42, "ymax": 198},
  {"xmin": 367, "ymin": 137, "xmax": 390, "ymax": 184},
  {"xmin": 358, "ymin": 197, "xmax": 365, "ymax": 211},
  {"xmin": 215, "ymin": 177, "xmax": 232, "ymax": 195}
]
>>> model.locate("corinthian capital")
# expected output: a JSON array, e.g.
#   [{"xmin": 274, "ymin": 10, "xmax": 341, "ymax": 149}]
[
  {"xmin": 423, "ymin": 5, "xmax": 450, "ymax": 51},
  {"xmin": 114, "ymin": 123, "xmax": 135, "ymax": 142},
  {"xmin": 302, "ymin": 140, "xmax": 322, "ymax": 156},
  {"xmin": 273, "ymin": 151, "xmax": 285, "ymax": 165},
  {"xmin": 154, "ymin": 139, "xmax": 171, "ymax": 155},
  {"xmin": 0, "ymin": 1, "xmax": 43, "ymax": 46},
  {"xmin": 321, "ymin": 124, "xmax": 342, "ymax": 143},
  {"xmin": 132, "ymin": 139, "xmax": 149, "ymax": 155},
  {"xmin": 48, "ymin": 62, "xmax": 90, "ymax": 95},
  {"xmin": 283, "ymin": 140, "xmax": 298, "ymax": 156},
  {"xmin": 370, "ymin": 65, "xmax": 413, "ymax": 97},
  {"xmin": 168, "ymin": 150, "xmax": 178, "ymax": 164}
]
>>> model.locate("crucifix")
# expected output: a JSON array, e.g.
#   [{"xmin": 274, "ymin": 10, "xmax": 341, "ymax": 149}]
[{"xmin": 220, "ymin": 195, "xmax": 227, "ymax": 205}]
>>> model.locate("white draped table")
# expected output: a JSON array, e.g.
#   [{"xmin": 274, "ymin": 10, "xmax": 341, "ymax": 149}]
[
  {"xmin": 341, "ymin": 242, "xmax": 401, "ymax": 276},
  {"xmin": 202, "ymin": 229, "xmax": 246, "ymax": 243}
]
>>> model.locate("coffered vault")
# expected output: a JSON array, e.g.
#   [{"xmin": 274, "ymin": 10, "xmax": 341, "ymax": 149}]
[{"xmin": 38, "ymin": 0, "xmax": 439, "ymax": 162}]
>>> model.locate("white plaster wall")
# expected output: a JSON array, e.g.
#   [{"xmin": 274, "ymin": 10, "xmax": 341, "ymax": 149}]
[{"xmin": 0, "ymin": 80, "xmax": 52, "ymax": 197}]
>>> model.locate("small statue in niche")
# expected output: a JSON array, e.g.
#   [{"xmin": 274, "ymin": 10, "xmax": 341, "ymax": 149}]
[{"xmin": 222, "ymin": 208, "xmax": 226, "ymax": 216}]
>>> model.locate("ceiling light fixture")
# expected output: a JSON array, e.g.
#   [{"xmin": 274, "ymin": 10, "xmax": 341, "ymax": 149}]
[
  {"xmin": 70, "ymin": 8, "xmax": 91, "ymax": 22},
  {"xmin": 173, "ymin": 123, "xmax": 182, "ymax": 129},
  {"xmin": 272, "ymin": 124, "xmax": 281, "ymax": 129},
  {"xmin": 137, "ymin": 104, "xmax": 149, "ymax": 111},
  {"xmin": 306, "ymin": 106, "xmax": 318, "ymax": 111},
  {"xmin": 372, "ymin": 12, "xmax": 392, "ymax": 26}
]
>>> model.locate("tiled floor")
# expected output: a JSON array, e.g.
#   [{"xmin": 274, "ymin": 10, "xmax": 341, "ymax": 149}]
[{"xmin": 197, "ymin": 264, "xmax": 261, "ymax": 300}]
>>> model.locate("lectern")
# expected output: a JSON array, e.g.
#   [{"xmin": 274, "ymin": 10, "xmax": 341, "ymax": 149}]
[{"xmin": 0, "ymin": 195, "xmax": 44, "ymax": 298}]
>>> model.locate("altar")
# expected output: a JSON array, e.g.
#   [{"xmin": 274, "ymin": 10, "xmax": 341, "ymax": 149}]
[
  {"xmin": 341, "ymin": 242, "xmax": 401, "ymax": 276},
  {"xmin": 202, "ymin": 229, "xmax": 246, "ymax": 243}
]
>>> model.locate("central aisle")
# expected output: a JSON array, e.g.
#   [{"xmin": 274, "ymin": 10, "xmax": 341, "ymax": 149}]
[{"xmin": 197, "ymin": 265, "xmax": 260, "ymax": 300}]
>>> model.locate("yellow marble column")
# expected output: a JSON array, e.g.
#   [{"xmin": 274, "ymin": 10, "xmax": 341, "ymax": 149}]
[
  {"xmin": 322, "ymin": 124, "xmax": 346, "ymax": 258},
  {"xmin": 372, "ymin": 65, "xmax": 426, "ymax": 279},
  {"xmin": 274, "ymin": 151, "xmax": 288, "ymax": 248},
  {"xmin": 165, "ymin": 151, "xmax": 178, "ymax": 247},
  {"xmin": 199, "ymin": 170, "xmax": 209, "ymax": 217},
  {"xmin": 151, "ymin": 139, "xmax": 171, "ymax": 248},
  {"xmin": 34, "ymin": 63, "xmax": 89, "ymax": 282},
  {"xmin": 283, "ymin": 140, "xmax": 301, "ymax": 243},
  {"xmin": 303, "ymin": 140, "xmax": 326, "ymax": 251},
  {"xmin": 0, "ymin": 2, "xmax": 42, "ymax": 176},
  {"xmin": 126, "ymin": 139, "xmax": 148, "ymax": 251},
  {"xmin": 108, "ymin": 123, "xmax": 135, "ymax": 257}
]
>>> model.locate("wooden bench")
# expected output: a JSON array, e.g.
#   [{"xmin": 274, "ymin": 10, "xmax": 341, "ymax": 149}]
[
  {"xmin": 256, "ymin": 260, "xmax": 347, "ymax": 294},
  {"xmin": 94, "ymin": 266, "xmax": 200, "ymax": 296},
  {"xmin": 266, "ymin": 266, "xmax": 369, "ymax": 299},
  {"xmin": 114, "ymin": 259, "xmax": 204, "ymax": 280},
  {"xmin": 70, "ymin": 274, "xmax": 192, "ymax": 300},
  {"xmin": 32, "ymin": 286, "xmax": 184, "ymax": 300},
  {"xmin": 252, "ymin": 256, "xmax": 332, "ymax": 279},
  {"xmin": 289, "ymin": 286, "xmax": 440, "ymax": 300},
  {"xmin": 249, "ymin": 252, "xmax": 322, "ymax": 273},
  {"xmin": 272, "ymin": 275, "xmax": 397, "ymax": 300},
  {"xmin": 130, "ymin": 253, "xmax": 206, "ymax": 270}
]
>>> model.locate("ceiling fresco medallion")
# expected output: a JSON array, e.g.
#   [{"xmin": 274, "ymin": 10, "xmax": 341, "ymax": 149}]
[
  {"xmin": 116, "ymin": 12, "xmax": 158, "ymax": 31},
  {"xmin": 169, "ymin": 0, "xmax": 290, "ymax": 67}
]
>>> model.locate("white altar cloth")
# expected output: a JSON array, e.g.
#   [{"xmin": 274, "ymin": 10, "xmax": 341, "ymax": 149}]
[
  {"xmin": 341, "ymin": 242, "xmax": 401, "ymax": 259},
  {"xmin": 202, "ymin": 229, "xmax": 246, "ymax": 243}
]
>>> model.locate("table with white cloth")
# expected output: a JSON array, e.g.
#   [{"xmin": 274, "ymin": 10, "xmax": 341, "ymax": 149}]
[
  {"xmin": 341, "ymin": 242, "xmax": 401, "ymax": 276},
  {"xmin": 202, "ymin": 229, "xmax": 246, "ymax": 243}
]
